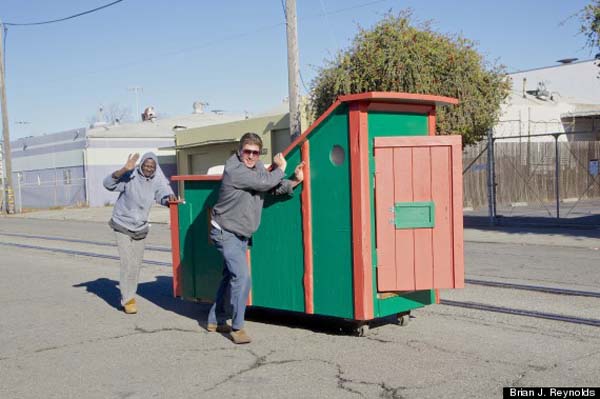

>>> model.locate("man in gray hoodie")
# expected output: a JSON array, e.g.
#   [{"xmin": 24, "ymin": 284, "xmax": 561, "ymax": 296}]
[
  {"xmin": 208, "ymin": 132, "xmax": 304, "ymax": 344},
  {"xmin": 103, "ymin": 152, "xmax": 175, "ymax": 314}
]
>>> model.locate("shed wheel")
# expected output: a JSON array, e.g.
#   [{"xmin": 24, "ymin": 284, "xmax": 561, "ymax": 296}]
[
  {"xmin": 355, "ymin": 324, "xmax": 370, "ymax": 337},
  {"xmin": 397, "ymin": 314, "xmax": 410, "ymax": 327}
]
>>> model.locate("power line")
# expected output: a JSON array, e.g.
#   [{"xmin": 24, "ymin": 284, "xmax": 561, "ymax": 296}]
[
  {"xmin": 4, "ymin": 0, "xmax": 125, "ymax": 26},
  {"xmin": 7, "ymin": 0, "xmax": 393, "ymax": 89}
]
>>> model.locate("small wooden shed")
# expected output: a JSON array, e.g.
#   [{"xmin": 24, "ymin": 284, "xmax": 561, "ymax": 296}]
[{"xmin": 169, "ymin": 92, "xmax": 464, "ymax": 330}]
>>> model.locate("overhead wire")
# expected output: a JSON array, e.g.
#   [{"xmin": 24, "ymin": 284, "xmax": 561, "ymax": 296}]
[
  {"xmin": 3, "ymin": 0, "xmax": 125, "ymax": 26},
  {"xmin": 5, "ymin": 0, "xmax": 394, "ymax": 88}
]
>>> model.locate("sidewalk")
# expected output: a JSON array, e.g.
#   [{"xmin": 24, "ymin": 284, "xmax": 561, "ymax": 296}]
[
  {"xmin": 2, "ymin": 206, "xmax": 598, "ymax": 249},
  {"xmin": 2, "ymin": 205, "xmax": 171, "ymax": 224}
]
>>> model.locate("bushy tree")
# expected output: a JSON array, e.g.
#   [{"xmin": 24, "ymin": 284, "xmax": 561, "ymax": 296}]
[
  {"xmin": 580, "ymin": 0, "xmax": 600, "ymax": 51},
  {"xmin": 310, "ymin": 13, "xmax": 510, "ymax": 145}
]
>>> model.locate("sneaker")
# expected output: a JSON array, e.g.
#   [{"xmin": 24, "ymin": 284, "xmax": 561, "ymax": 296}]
[
  {"xmin": 206, "ymin": 323, "xmax": 232, "ymax": 333},
  {"xmin": 123, "ymin": 298, "xmax": 137, "ymax": 314},
  {"xmin": 230, "ymin": 329, "xmax": 251, "ymax": 344}
]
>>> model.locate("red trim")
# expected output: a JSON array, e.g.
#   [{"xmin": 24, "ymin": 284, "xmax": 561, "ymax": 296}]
[
  {"xmin": 435, "ymin": 289, "xmax": 440, "ymax": 304},
  {"xmin": 172, "ymin": 175, "xmax": 222, "ymax": 181},
  {"xmin": 169, "ymin": 201, "xmax": 182, "ymax": 297},
  {"xmin": 282, "ymin": 99, "xmax": 343, "ymax": 157},
  {"xmin": 300, "ymin": 140, "xmax": 314, "ymax": 314},
  {"xmin": 281, "ymin": 93, "xmax": 455, "ymax": 158},
  {"xmin": 246, "ymin": 249, "xmax": 253, "ymax": 306},
  {"xmin": 348, "ymin": 102, "xmax": 374, "ymax": 321},
  {"xmin": 172, "ymin": 92, "xmax": 457, "ymax": 183},
  {"xmin": 428, "ymin": 109, "xmax": 436, "ymax": 136},
  {"xmin": 368, "ymin": 103, "xmax": 433, "ymax": 114},
  {"xmin": 339, "ymin": 92, "xmax": 458, "ymax": 106}
]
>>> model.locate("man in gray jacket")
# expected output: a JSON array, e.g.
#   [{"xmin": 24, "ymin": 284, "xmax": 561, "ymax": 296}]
[
  {"xmin": 208, "ymin": 132, "xmax": 304, "ymax": 344},
  {"xmin": 103, "ymin": 152, "xmax": 175, "ymax": 314}
]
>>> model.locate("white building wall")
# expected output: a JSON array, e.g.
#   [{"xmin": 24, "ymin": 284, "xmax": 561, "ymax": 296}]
[
  {"xmin": 510, "ymin": 60, "xmax": 600, "ymax": 103},
  {"xmin": 12, "ymin": 150, "xmax": 84, "ymax": 171},
  {"xmin": 495, "ymin": 60, "xmax": 600, "ymax": 142}
]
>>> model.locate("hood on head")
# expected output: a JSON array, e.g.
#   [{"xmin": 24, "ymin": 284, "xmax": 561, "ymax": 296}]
[{"xmin": 138, "ymin": 152, "xmax": 159, "ymax": 178}]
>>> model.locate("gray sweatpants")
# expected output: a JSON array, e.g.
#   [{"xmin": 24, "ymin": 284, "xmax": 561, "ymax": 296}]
[{"xmin": 115, "ymin": 231, "xmax": 145, "ymax": 306}]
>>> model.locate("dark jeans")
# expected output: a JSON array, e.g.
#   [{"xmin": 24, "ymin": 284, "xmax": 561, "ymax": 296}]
[{"xmin": 207, "ymin": 226, "xmax": 251, "ymax": 330}]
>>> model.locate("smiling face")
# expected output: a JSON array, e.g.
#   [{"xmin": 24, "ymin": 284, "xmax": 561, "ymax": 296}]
[
  {"xmin": 240, "ymin": 144, "xmax": 260, "ymax": 169},
  {"xmin": 141, "ymin": 158, "xmax": 156, "ymax": 177}
]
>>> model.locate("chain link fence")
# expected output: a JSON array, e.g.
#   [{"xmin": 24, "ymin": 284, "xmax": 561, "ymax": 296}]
[
  {"xmin": 463, "ymin": 132, "xmax": 600, "ymax": 225},
  {"xmin": 13, "ymin": 170, "xmax": 87, "ymax": 212}
]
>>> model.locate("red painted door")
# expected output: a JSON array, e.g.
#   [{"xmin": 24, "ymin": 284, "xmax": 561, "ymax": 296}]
[{"xmin": 374, "ymin": 136, "xmax": 464, "ymax": 292}]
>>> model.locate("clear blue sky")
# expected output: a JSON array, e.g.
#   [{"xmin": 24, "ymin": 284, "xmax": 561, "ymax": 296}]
[{"xmin": 1, "ymin": 0, "xmax": 594, "ymax": 139}]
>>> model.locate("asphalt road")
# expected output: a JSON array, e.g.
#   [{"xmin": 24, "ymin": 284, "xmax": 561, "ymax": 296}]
[{"xmin": 0, "ymin": 218, "xmax": 599, "ymax": 399}]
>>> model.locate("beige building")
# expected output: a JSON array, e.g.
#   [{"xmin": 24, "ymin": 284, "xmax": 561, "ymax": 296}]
[{"xmin": 174, "ymin": 101, "xmax": 312, "ymax": 177}]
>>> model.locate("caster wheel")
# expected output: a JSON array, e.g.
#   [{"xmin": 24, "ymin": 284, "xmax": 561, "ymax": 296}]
[
  {"xmin": 397, "ymin": 314, "xmax": 410, "ymax": 327},
  {"xmin": 355, "ymin": 324, "xmax": 370, "ymax": 337}
]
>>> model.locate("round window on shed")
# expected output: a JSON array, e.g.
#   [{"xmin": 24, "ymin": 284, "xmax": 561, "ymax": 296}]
[{"xmin": 329, "ymin": 145, "xmax": 345, "ymax": 166}]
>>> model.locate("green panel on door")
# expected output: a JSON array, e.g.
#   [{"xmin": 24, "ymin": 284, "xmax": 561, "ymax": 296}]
[{"xmin": 394, "ymin": 201, "xmax": 435, "ymax": 229}]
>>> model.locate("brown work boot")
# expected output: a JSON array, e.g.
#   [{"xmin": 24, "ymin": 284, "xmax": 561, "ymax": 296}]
[
  {"xmin": 123, "ymin": 299, "xmax": 137, "ymax": 314},
  {"xmin": 206, "ymin": 323, "xmax": 232, "ymax": 333},
  {"xmin": 229, "ymin": 329, "xmax": 251, "ymax": 344}
]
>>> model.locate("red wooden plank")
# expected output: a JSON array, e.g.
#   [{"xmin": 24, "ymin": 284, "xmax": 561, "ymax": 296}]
[
  {"xmin": 374, "ymin": 147, "xmax": 396, "ymax": 292},
  {"xmin": 339, "ymin": 92, "xmax": 458, "ymax": 106},
  {"xmin": 169, "ymin": 201, "xmax": 182, "ymax": 297},
  {"xmin": 372, "ymin": 135, "xmax": 464, "ymax": 293},
  {"xmin": 393, "ymin": 147, "xmax": 416, "ymax": 291},
  {"xmin": 282, "ymin": 99, "xmax": 343, "ymax": 157},
  {"xmin": 349, "ymin": 102, "xmax": 374, "ymax": 320},
  {"xmin": 301, "ymin": 140, "xmax": 314, "ymax": 313},
  {"xmin": 412, "ymin": 147, "xmax": 434, "ymax": 290},
  {"xmin": 428, "ymin": 109, "xmax": 436, "ymax": 136},
  {"xmin": 431, "ymin": 146, "xmax": 453, "ymax": 287},
  {"xmin": 451, "ymin": 137, "xmax": 465, "ymax": 288}
]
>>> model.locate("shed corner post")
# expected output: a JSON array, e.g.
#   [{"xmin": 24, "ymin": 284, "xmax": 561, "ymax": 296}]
[
  {"xmin": 169, "ymin": 200, "xmax": 182, "ymax": 297},
  {"xmin": 348, "ymin": 101, "xmax": 374, "ymax": 320}
]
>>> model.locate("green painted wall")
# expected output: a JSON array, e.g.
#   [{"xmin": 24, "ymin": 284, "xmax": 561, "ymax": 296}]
[
  {"xmin": 251, "ymin": 146, "xmax": 305, "ymax": 312},
  {"xmin": 367, "ymin": 111, "xmax": 434, "ymax": 317},
  {"xmin": 178, "ymin": 180, "xmax": 222, "ymax": 300},
  {"xmin": 178, "ymin": 161, "xmax": 306, "ymax": 311},
  {"xmin": 310, "ymin": 106, "xmax": 355, "ymax": 319}
]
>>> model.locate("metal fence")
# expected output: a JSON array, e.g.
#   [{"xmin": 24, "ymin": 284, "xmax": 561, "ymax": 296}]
[
  {"xmin": 463, "ymin": 132, "xmax": 600, "ymax": 224},
  {"xmin": 13, "ymin": 176, "xmax": 87, "ymax": 212}
]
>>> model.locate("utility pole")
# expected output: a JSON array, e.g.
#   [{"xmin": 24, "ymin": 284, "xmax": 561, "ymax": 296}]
[
  {"xmin": 0, "ymin": 21, "xmax": 15, "ymax": 214},
  {"xmin": 128, "ymin": 86, "xmax": 143, "ymax": 121},
  {"xmin": 285, "ymin": 0, "xmax": 301, "ymax": 139}
]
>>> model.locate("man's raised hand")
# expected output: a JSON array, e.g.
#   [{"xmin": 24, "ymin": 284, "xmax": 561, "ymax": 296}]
[
  {"xmin": 125, "ymin": 153, "xmax": 140, "ymax": 171},
  {"xmin": 273, "ymin": 153, "xmax": 287, "ymax": 172}
]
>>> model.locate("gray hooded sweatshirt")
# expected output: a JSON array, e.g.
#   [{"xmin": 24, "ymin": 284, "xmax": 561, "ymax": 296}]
[
  {"xmin": 103, "ymin": 152, "xmax": 174, "ymax": 233},
  {"xmin": 211, "ymin": 153, "xmax": 293, "ymax": 238}
]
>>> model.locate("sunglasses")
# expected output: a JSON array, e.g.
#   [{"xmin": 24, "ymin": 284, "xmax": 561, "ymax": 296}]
[{"xmin": 242, "ymin": 149, "xmax": 260, "ymax": 157}]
